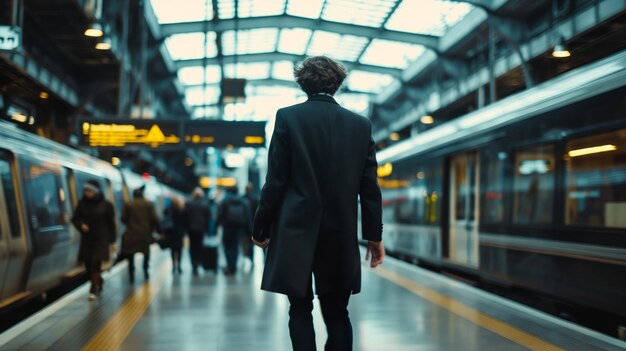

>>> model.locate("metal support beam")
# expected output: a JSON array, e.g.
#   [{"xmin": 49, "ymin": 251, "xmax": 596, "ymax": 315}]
[
  {"xmin": 439, "ymin": 56, "xmax": 470, "ymax": 79},
  {"xmin": 0, "ymin": 52, "xmax": 80, "ymax": 106},
  {"xmin": 184, "ymin": 78, "xmax": 374, "ymax": 99},
  {"xmin": 160, "ymin": 15, "xmax": 440, "ymax": 49},
  {"xmin": 373, "ymin": 0, "xmax": 626, "ymax": 141},
  {"xmin": 404, "ymin": 87, "xmax": 424, "ymax": 102},
  {"xmin": 488, "ymin": 22, "xmax": 496, "ymax": 103},
  {"xmin": 174, "ymin": 52, "xmax": 402, "ymax": 77}
]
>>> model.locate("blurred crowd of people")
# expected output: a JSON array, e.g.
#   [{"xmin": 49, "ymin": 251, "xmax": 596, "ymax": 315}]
[{"xmin": 71, "ymin": 179, "xmax": 259, "ymax": 301}]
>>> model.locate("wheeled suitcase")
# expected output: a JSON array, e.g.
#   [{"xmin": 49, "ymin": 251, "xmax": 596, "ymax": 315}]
[{"xmin": 202, "ymin": 246, "xmax": 218, "ymax": 271}]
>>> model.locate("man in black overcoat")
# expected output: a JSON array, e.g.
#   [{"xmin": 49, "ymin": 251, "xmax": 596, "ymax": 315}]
[{"xmin": 252, "ymin": 56, "xmax": 385, "ymax": 351}]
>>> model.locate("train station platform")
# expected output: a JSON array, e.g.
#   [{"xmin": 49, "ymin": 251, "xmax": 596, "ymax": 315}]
[{"xmin": 0, "ymin": 248, "xmax": 624, "ymax": 351}]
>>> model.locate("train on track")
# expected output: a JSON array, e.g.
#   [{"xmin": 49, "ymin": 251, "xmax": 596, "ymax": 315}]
[
  {"xmin": 0, "ymin": 120, "xmax": 182, "ymax": 316},
  {"xmin": 377, "ymin": 49, "xmax": 626, "ymax": 336}
]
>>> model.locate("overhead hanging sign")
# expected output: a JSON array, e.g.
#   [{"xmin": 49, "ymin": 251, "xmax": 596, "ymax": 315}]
[
  {"xmin": 78, "ymin": 119, "xmax": 266, "ymax": 149},
  {"xmin": 183, "ymin": 120, "xmax": 266, "ymax": 148},
  {"xmin": 0, "ymin": 26, "xmax": 21, "ymax": 51},
  {"xmin": 79, "ymin": 119, "xmax": 182, "ymax": 149}
]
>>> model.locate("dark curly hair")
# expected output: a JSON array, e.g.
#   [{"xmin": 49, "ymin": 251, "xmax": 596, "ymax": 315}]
[{"xmin": 294, "ymin": 56, "xmax": 348, "ymax": 96}]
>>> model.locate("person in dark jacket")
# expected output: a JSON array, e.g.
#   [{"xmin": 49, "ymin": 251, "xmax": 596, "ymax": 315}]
[
  {"xmin": 251, "ymin": 56, "xmax": 385, "ymax": 351},
  {"xmin": 121, "ymin": 187, "xmax": 161, "ymax": 282},
  {"xmin": 71, "ymin": 180, "xmax": 116, "ymax": 301},
  {"xmin": 185, "ymin": 187, "xmax": 211, "ymax": 275},
  {"xmin": 218, "ymin": 188, "xmax": 251, "ymax": 276},
  {"xmin": 242, "ymin": 183, "xmax": 259, "ymax": 264},
  {"xmin": 163, "ymin": 197, "xmax": 186, "ymax": 274}
]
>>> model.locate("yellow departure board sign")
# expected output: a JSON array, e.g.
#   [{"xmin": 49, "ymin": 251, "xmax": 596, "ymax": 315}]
[
  {"xmin": 78, "ymin": 119, "xmax": 266, "ymax": 149},
  {"xmin": 79, "ymin": 119, "xmax": 182, "ymax": 149},
  {"xmin": 183, "ymin": 121, "xmax": 266, "ymax": 148}
]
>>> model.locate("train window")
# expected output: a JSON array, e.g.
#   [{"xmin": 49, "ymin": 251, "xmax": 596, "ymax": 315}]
[
  {"xmin": 380, "ymin": 161, "xmax": 442, "ymax": 226},
  {"xmin": 513, "ymin": 145, "xmax": 555, "ymax": 224},
  {"xmin": 483, "ymin": 152, "xmax": 507, "ymax": 223},
  {"xmin": 565, "ymin": 129, "xmax": 626, "ymax": 228},
  {"xmin": 20, "ymin": 160, "xmax": 69, "ymax": 231},
  {"xmin": 0, "ymin": 153, "xmax": 21, "ymax": 238},
  {"xmin": 111, "ymin": 181, "xmax": 125, "ymax": 215},
  {"xmin": 425, "ymin": 164, "xmax": 443, "ymax": 225}
]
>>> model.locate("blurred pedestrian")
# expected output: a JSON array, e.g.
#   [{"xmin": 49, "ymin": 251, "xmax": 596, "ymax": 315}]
[
  {"xmin": 185, "ymin": 187, "xmax": 211, "ymax": 276},
  {"xmin": 71, "ymin": 180, "xmax": 116, "ymax": 301},
  {"xmin": 218, "ymin": 187, "xmax": 251, "ymax": 275},
  {"xmin": 242, "ymin": 183, "xmax": 259, "ymax": 265},
  {"xmin": 121, "ymin": 186, "xmax": 161, "ymax": 283},
  {"xmin": 252, "ymin": 56, "xmax": 384, "ymax": 351},
  {"xmin": 163, "ymin": 197, "xmax": 186, "ymax": 274}
]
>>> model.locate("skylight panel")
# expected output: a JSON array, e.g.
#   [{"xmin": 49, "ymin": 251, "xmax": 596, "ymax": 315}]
[
  {"xmin": 193, "ymin": 106, "xmax": 221, "ymax": 119},
  {"xmin": 359, "ymin": 39, "xmax": 425, "ymax": 69},
  {"xmin": 272, "ymin": 61, "xmax": 295, "ymax": 81},
  {"xmin": 278, "ymin": 28, "xmax": 312, "ymax": 55},
  {"xmin": 150, "ymin": 0, "xmax": 213, "ymax": 23},
  {"xmin": 178, "ymin": 66, "xmax": 222, "ymax": 85},
  {"xmin": 217, "ymin": 0, "xmax": 236, "ymax": 19},
  {"xmin": 385, "ymin": 0, "xmax": 473, "ymax": 36},
  {"xmin": 307, "ymin": 31, "xmax": 369, "ymax": 62},
  {"xmin": 237, "ymin": 0, "xmax": 286, "ymax": 18},
  {"xmin": 165, "ymin": 32, "xmax": 218, "ymax": 60},
  {"xmin": 322, "ymin": 0, "xmax": 397, "ymax": 28},
  {"xmin": 185, "ymin": 86, "xmax": 221, "ymax": 106},
  {"xmin": 224, "ymin": 102, "xmax": 256, "ymax": 121},
  {"xmin": 222, "ymin": 29, "xmax": 279, "ymax": 55},
  {"xmin": 345, "ymin": 70, "xmax": 395, "ymax": 93},
  {"xmin": 224, "ymin": 63, "xmax": 271, "ymax": 80},
  {"xmin": 286, "ymin": 0, "xmax": 324, "ymax": 19}
]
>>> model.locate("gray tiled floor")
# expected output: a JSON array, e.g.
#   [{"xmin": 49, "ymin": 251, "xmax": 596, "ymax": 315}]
[{"xmin": 2, "ymin": 247, "xmax": 625, "ymax": 351}]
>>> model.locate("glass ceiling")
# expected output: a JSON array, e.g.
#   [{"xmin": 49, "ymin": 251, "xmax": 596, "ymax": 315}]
[{"xmin": 151, "ymin": 0, "xmax": 474, "ymax": 119}]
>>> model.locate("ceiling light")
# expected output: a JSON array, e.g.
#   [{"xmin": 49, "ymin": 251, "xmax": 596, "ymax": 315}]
[
  {"xmin": 420, "ymin": 115, "xmax": 434, "ymax": 124},
  {"xmin": 39, "ymin": 92, "xmax": 49, "ymax": 99},
  {"xmin": 95, "ymin": 37, "xmax": 111, "ymax": 50},
  {"xmin": 552, "ymin": 44, "xmax": 571, "ymax": 58},
  {"xmin": 185, "ymin": 157, "xmax": 194, "ymax": 166},
  {"xmin": 28, "ymin": 116, "xmax": 35, "ymax": 125},
  {"xmin": 10, "ymin": 113, "xmax": 27, "ymax": 123},
  {"xmin": 225, "ymin": 153, "xmax": 245, "ymax": 168},
  {"xmin": 377, "ymin": 163, "xmax": 393, "ymax": 177},
  {"xmin": 111, "ymin": 157, "xmax": 121, "ymax": 166},
  {"xmin": 568, "ymin": 145, "xmax": 617, "ymax": 158},
  {"xmin": 389, "ymin": 132, "xmax": 400, "ymax": 141},
  {"xmin": 84, "ymin": 23, "xmax": 104, "ymax": 38},
  {"xmin": 552, "ymin": 37, "xmax": 570, "ymax": 58}
]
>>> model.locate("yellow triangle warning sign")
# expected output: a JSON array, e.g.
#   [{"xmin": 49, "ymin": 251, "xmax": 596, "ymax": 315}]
[{"xmin": 145, "ymin": 125, "xmax": 166, "ymax": 143}]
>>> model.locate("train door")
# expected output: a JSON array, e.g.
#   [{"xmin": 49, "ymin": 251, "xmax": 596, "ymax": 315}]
[
  {"xmin": 448, "ymin": 152, "xmax": 480, "ymax": 267},
  {"xmin": 0, "ymin": 152, "xmax": 28, "ymax": 300}
]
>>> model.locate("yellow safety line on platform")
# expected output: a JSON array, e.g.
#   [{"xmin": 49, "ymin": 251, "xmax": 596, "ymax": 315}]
[
  {"xmin": 374, "ymin": 266, "xmax": 566, "ymax": 351},
  {"xmin": 82, "ymin": 262, "xmax": 170, "ymax": 351}
]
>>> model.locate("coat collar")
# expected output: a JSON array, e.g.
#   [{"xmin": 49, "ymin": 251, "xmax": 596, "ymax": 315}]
[{"xmin": 307, "ymin": 94, "xmax": 339, "ymax": 105}]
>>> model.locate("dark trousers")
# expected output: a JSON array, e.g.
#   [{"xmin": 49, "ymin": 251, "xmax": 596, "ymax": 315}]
[
  {"xmin": 84, "ymin": 260, "xmax": 103, "ymax": 294},
  {"xmin": 127, "ymin": 252, "xmax": 150, "ymax": 280},
  {"xmin": 171, "ymin": 246, "xmax": 182, "ymax": 271},
  {"xmin": 288, "ymin": 283, "xmax": 353, "ymax": 351},
  {"xmin": 188, "ymin": 230, "xmax": 204, "ymax": 271},
  {"xmin": 223, "ymin": 226, "xmax": 241, "ymax": 273}
]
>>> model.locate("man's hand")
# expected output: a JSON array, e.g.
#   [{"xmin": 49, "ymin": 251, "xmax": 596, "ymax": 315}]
[
  {"xmin": 365, "ymin": 241, "xmax": 385, "ymax": 268},
  {"xmin": 251, "ymin": 236, "xmax": 270, "ymax": 249}
]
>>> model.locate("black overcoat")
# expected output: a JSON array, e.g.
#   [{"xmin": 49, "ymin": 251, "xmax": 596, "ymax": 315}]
[
  {"xmin": 252, "ymin": 94, "xmax": 383, "ymax": 298},
  {"xmin": 71, "ymin": 196, "xmax": 116, "ymax": 262}
]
